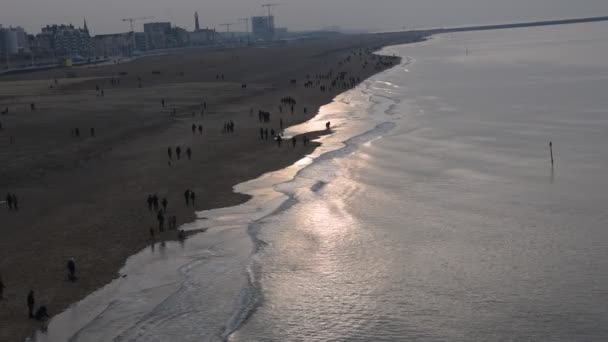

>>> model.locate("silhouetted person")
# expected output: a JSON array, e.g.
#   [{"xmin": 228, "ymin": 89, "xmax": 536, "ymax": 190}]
[
  {"xmin": 168, "ymin": 147, "xmax": 173, "ymax": 160},
  {"xmin": 150, "ymin": 227, "xmax": 155, "ymax": 240},
  {"xmin": 184, "ymin": 190, "xmax": 190, "ymax": 206},
  {"xmin": 161, "ymin": 99, "xmax": 165, "ymax": 107},
  {"xmin": 0, "ymin": 274, "xmax": 5, "ymax": 300},
  {"xmin": 192, "ymin": 124, "xmax": 196, "ymax": 135},
  {"xmin": 152, "ymin": 194, "xmax": 159, "ymax": 211},
  {"xmin": 67, "ymin": 258, "xmax": 76, "ymax": 281},
  {"xmin": 27, "ymin": 290, "xmax": 35, "ymax": 319},
  {"xmin": 30, "ymin": 103, "xmax": 35, "ymax": 111},
  {"xmin": 277, "ymin": 135, "xmax": 282, "ymax": 147},
  {"xmin": 12, "ymin": 194, "xmax": 18, "ymax": 211},
  {"xmin": 5, "ymin": 193, "xmax": 12, "ymax": 210},
  {"xmin": 75, "ymin": 128, "xmax": 80, "ymax": 137},
  {"xmin": 186, "ymin": 148, "xmax": 192, "ymax": 160},
  {"xmin": 260, "ymin": 128, "xmax": 264, "ymax": 140},
  {"xmin": 101, "ymin": 90, "xmax": 104, "ymax": 97},
  {"xmin": 326, "ymin": 121, "xmax": 331, "ymax": 130},
  {"xmin": 190, "ymin": 191, "xmax": 196, "ymax": 206},
  {"xmin": 176, "ymin": 147, "xmax": 181, "ymax": 160},
  {"xmin": 157, "ymin": 210, "xmax": 165, "ymax": 232},
  {"xmin": 292, "ymin": 137, "xmax": 297, "ymax": 148},
  {"xmin": 147, "ymin": 195, "xmax": 153, "ymax": 211},
  {"xmin": 34, "ymin": 306, "xmax": 49, "ymax": 321},
  {"xmin": 90, "ymin": 127, "xmax": 95, "ymax": 137},
  {"xmin": 162, "ymin": 198, "xmax": 168, "ymax": 211},
  {"xmin": 198, "ymin": 125, "xmax": 203, "ymax": 134}
]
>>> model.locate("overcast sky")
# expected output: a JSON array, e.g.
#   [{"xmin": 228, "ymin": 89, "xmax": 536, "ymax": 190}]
[{"xmin": 2, "ymin": 0, "xmax": 608, "ymax": 35}]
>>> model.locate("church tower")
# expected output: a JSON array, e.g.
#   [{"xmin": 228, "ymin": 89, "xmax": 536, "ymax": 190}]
[
  {"xmin": 83, "ymin": 17, "xmax": 89, "ymax": 35},
  {"xmin": 195, "ymin": 12, "xmax": 200, "ymax": 31}
]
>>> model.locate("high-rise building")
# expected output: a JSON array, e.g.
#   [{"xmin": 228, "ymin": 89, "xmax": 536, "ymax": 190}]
[
  {"xmin": 0, "ymin": 26, "xmax": 30, "ymax": 55},
  {"xmin": 252, "ymin": 16, "xmax": 275, "ymax": 40},
  {"xmin": 195, "ymin": 12, "xmax": 200, "ymax": 31},
  {"xmin": 144, "ymin": 22, "xmax": 172, "ymax": 50}
]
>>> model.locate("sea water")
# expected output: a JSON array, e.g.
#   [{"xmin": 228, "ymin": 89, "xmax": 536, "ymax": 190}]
[{"xmin": 35, "ymin": 22, "xmax": 608, "ymax": 341}]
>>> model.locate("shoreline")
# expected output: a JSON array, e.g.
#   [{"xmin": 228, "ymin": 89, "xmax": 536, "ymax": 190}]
[{"xmin": 0, "ymin": 32, "xmax": 424, "ymax": 341}]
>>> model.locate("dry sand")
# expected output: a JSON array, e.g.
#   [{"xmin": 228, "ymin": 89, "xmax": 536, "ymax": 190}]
[{"xmin": 0, "ymin": 32, "xmax": 421, "ymax": 341}]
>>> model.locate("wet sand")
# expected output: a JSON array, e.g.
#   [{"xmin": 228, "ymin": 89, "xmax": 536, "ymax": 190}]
[{"xmin": 0, "ymin": 32, "xmax": 421, "ymax": 341}]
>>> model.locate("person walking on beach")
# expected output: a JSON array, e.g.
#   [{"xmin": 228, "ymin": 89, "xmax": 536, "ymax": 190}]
[
  {"xmin": 152, "ymin": 194, "xmax": 159, "ymax": 211},
  {"xmin": 90, "ymin": 127, "xmax": 95, "ymax": 137},
  {"xmin": 326, "ymin": 121, "xmax": 331, "ymax": 130},
  {"xmin": 5, "ymin": 193, "xmax": 12, "ymax": 210},
  {"xmin": 157, "ymin": 210, "xmax": 165, "ymax": 232},
  {"xmin": 190, "ymin": 191, "xmax": 196, "ymax": 206},
  {"xmin": 198, "ymin": 125, "xmax": 203, "ymax": 135},
  {"xmin": 186, "ymin": 148, "xmax": 192, "ymax": 160},
  {"xmin": 176, "ymin": 147, "xmax": 182, "ymax": 160},
  {"xmin": 192, "ymin": 124, "xmax": 196, "ymax": 135},
  {"xmin": 67, "ymin": 258, "xmax": 76, "ymax": 281},
  {"xmin": 27, "ymin": 290, "xmax": 35, "ymax": 319},
  {"xmin": 12, "ymin": 194, "xmax": 18, "ymax": 211},
  {"xmin": 184, "ymin": 190, "xmax": 190, "ymax": 206},
  {"xmin": 277, "ymin": 135, "xmax": 283, "ymax": 147},
  {"xmin": 147, "ymin": 195, "xmax": 153, "ymax": 211},
  {"xmin": 161, "ymin": 99, "xmax": 165, "ymax": 108},
  {"xmin": 162, "ymin": 198, "xmax": 168, "ymax": 211},
  {"xmin": 168, "ymin": 147, "xmax": 173, "ymax": 160},
  {"xmin": 292, "ymin": 137, "xmax": 297, "ymax": 148},
  {"xmin": 0, "ymin": 274, "xmax": 5, "ymax": 300}
]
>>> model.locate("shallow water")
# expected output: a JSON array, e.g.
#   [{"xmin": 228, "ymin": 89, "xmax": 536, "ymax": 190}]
[{"xmin": 34, "ymin": 22, "xmax": 608, "ymax": 341}]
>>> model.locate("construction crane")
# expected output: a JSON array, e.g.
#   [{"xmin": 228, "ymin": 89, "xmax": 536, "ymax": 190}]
[
  {"xmin": 239, "ymin": 18, "xmax": 250, "ymax": 33},
  {"xmin": 261, "ymin": 3, "xmax": 284, "ymax": 33},
  {"xmin": 261, "ymin": 3, "xmax": 284, "ymax": 19},
  {"xmin": 239, "ymin": 18, "xmax": 250, "ymax": 44},
  {"xmin": 122, "ymin": 16, "xmax": 154, "ymax": 32},
  {"xmin": 220, "ymin": 23, "xmax": 234, "ymax": 33}
]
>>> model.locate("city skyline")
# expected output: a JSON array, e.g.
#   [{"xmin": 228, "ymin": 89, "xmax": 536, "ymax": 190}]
[{"xmin": 2, "ymin": 0, "xmax": 608, "ymax": 35}]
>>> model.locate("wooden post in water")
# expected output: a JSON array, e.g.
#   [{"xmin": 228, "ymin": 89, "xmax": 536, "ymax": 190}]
[{"xmin": 549, "ymin": 141, "xmax": 554, "ymax": 166}]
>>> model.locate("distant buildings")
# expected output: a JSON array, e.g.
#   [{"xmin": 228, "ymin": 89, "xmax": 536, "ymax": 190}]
[
  {"xmin": 3, "ymin": 8, "xmax": 289, "ymax": 64},
  {"xmin": 36, "ymin": 22, "xmax": 92, "ymax": 59},
  {"xmin": 0, "ymin": 26, "xmax": 30, "ymax": 55},
  {"xmin": 252, "ymin": 16, "xmax": 275, "ymax": 40},
  {"xmin": 92, "ymin": 32, "xmax": 132, "ymax": 57},
  {"xmin": 144, "ymin": 22, "xmax": 172, "ymax": 50}
]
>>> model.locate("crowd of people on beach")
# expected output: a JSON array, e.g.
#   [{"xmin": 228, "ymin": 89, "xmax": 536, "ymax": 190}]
[{"xmin": 0, "ymin": 45, "xmax": 400, "ymax": 329}]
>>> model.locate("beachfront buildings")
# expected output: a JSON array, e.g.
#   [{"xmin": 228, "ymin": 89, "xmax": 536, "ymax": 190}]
[
  {"xmin": 143, "ymin": 22, "xmax": 171, "ymax": 50},
  {"xmin": 35, "ymin": 23, "xmax": 92, "ymax": 59},
  {"xmin": 0, "ymin": 26, "xmax": 30, "ymax": 55},
  {"xmin": 92, "ymin": 32, "xmax": 133, "ymax": 57}
]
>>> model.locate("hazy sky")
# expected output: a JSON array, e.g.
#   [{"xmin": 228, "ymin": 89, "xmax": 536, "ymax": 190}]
[{"xmin": 2, "ymin": 0, "xmax": 608, "ymax": 35}]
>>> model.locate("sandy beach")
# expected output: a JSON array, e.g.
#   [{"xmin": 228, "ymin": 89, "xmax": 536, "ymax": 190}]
[{"xmin": 0, "ymin": 32, "xmax": 421, "ymax": 341}]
